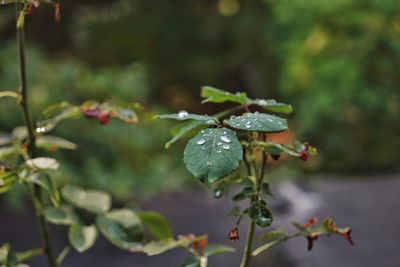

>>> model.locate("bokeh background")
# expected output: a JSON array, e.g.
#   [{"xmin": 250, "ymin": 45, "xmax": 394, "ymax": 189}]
[{"xmin": 0, "ymin": 0, "xmax": 399, "ymax": 266}]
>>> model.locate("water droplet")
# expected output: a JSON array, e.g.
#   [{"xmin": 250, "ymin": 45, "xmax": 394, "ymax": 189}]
[
  {"xmin": 177, "ymin": 110, "xmax": 188, "ymax": 120},
  {"xmin": 207, "ymin": 160, "xmax": 212, "ymax": 166},
  {"xmin": 267, "ymin": 118, "xmax": 273, "ymax": 122},
  {"xmin": 217, "ymin": 142, "xmax": 222, "ymax": 146},
  {"xmin": 257, "ymin": 99, "xmax": 267, "ymax": 106},
  {"xmin": 278, "ymin": 121, "xmax": 282, "ymax": 125},
  {"xmin": 223, "ymin": 144, "xmax": 230, "ymax": 150},
  {"xmin": 214, "ymin": 188, "xmax": 222, "ymax": 199},
  {"xmin": 245, "ymin": 122, "xmax": 251, "ymax": 129},
  {"xmin": 216, "ymin": 149, "xmax": 222, "ymax": 153},
  {"xmin": 197, "ymin": 139, "xmax": 206, "ymax": 145},
  {"xmin": 220, "ymin": 136, "xmax": 231, "ymax": 143},
  {"xmin": 201, "ymin": 130, "xmax": 205, "ymax": 133},
  {"xmin": 36, "ymin": 127, "xmax": 46, "ymax": 133},
  {"xmin": 201, "ymin": 146, "xmax": 207, "ymax": 150},
  {"xmin": 254, "ymin": 111, "xmax": 259, "ymax": 115},
  {"xmin": 206, "ymin": 119, "xmax": 215, "ymax": 125}
]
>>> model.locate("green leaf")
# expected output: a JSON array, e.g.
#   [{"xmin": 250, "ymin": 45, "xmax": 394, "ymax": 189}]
[
  {"xmin": 27, "ymin": 173, "xmax": 60, "ymax": 207},
  {"xmin": 203, "ymin": 243, "xmax": 235, "ymax": 257},
  {"xmin": 183, "ymin": 128, "xmax": 243, "ymax": 186},
  {"xmin": 96, "ymin": 209, "xmax": 144, "ymax": 251},
  {"xmin": 68, "ymin": 224, "xmax": 98, "ymax": 253},
  {"xmin": 224, "ymin": 112, "xmax": 288, "ymax": 133},
  {"xmin": 137, "ymin": 211, "xmax": 173, "ymax": 240},
  {"xmin": 201, "ymin": 86, "xmax": 248, "ymax": 105},
  {"xmin": 249, "ymin": 99, "xmax": 293, "ymax": 114},
  {"xmin": 181, "ymin": 256, "xmax": 201, "ymax": 267},
  {"xmin": 0, "ymin": 91, "xmax": 19, "ymax": 99},
  {"xmin": 61, "ymin": 185, "xmax": 111, "ymax": 214},
  {"xmin": 249, "ymin": 200, "xmax": 273, "ymax": 227},
  {"xmin": 165, "ymin": 121, "xmax": 207, "ymax": 149},
  {"xmin": 251, "ymin": 239, "xmax": 281, "ymax": 256},
  {"xmin": 260, "ymin": 183, "xmax": 273, "ymax": 197},
  {"xmin": 143, "ymin": 239, "xmax": 180, "ymax": 256},
  {"xmin": 157, "ymin": 112, "xmax": 218, "ymax": 124},
  {"xmin": 37, "ymin": 102, "xmax": 81, "ymax": 133},
  {"xmin": 263, "ymin": 142, "xmax": 300, "ymax": 157},
  {"xmin": 44, "ymin": 206, "xmax": 78, "ymax": 225},
  {"xmin": 258, "ymin": 230, "xmax": 288, "ymax": 244},
  {"xmin": 26, "ymin": 158, "xmax": 59, "ymax": 171},
  {"xmin": 36, "ymin": 136, "xmax": 77, "ymax": 151},
  {"xmin": 0, "ymin": 146, "xmax": 19, "ymax": 160},
  {"xmin": 0, "ymin": 172, "xmax": 18, "ymax": 194},
  {"xmin": 232, "ymin": 187, "xmax": 253, "ymax": 202}
]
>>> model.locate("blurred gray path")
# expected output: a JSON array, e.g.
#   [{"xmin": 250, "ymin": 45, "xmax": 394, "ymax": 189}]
[{"xmin": 0, "ymin": 174, "xmax": 399, "ymax": 267}]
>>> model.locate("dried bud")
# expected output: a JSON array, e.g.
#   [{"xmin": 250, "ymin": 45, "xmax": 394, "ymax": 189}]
[
  {"xmin": 54, "ymin": 2, "xmax": 61, "ymax": 22},
  {"xmin": 228, "ymin": 227, "xmax": 239, "ymax": 242},
  {"xmin": 97, "ymin": 111, "xmax": 110, "ymax": 125},
  {"xmin": 304, "ymin": 217, "xmax": 318, "ymax": 228},
  {"xmin": 271, "ymin": 154, "xmax": 280, "ymax": 161}
]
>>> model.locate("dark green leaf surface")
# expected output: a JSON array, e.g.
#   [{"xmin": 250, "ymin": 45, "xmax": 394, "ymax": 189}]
[
  {"xmin": 183, "ymin": 128, "xmax": 243, "ymax": 185},
  {"xmin": 224, "ymin": 112, "xmax": 288, "ymax": 133},
  {"xmin": 68, "ymin": 224, "xmax": 98, "ymax": 253},
  {"xmin": 249, "ymin": 200, "xmax": 273, "ymax": 227},
  {"xmin": 61, "ymin": 185, "xmax": 111, "ymax": 214},
  {"xmin": 0, "ymin": 172, "xmax": 18, "ymax": 194}
]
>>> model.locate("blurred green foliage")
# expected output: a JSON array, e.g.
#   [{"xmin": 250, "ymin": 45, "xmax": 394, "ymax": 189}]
[{"xmin": 1, "ymin": 0, "xmax": 399, "ymax": 201}]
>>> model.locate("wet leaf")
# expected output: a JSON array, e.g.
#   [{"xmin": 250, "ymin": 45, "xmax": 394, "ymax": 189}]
[
  {"xmin": 36, "ymin": 136, "xmax": 77, "ymax": 151},
  {"xmin": 203, "ymin": 243, "xmax": 235, "ymax": 257},
  {"xmin": 183, "ymin": 128, "xmax": 243, "ymax": 186},
  {"xmin": 224, "ymin": 112, "xmax": 288, "ymax": 133},
  {"xmin": 249, "ymin": 200, "xmax": 273, "ymax": 227},
  {"xmin": 26, "ymin": 157, "xmax": 59, "ymax": 170}
]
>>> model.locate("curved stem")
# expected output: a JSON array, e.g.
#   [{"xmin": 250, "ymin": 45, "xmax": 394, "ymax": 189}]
[{"xmin": 16, "ymin": 4, "xmax": 58, "ymax": 267}]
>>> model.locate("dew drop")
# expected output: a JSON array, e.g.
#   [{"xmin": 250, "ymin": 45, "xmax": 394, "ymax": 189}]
[
  {"xmin": 257, "ymin": 99, "xmax": 267, "ymax": 106},
  {"xmin": 267, "ymin": 118, "xmax": 273, "ymax": 122},
  {"xmin": 206, "ymin": 119, "xmax": 215, "ymax": 125},
  {"xmin": 201, "ymin": 146, "xmax": 207, "ymax": 150},
  {"xmin": 220, "ymin": 136, "xmax": 231, "ymax": 143},
  {"xmin": 177, "ymin": 110, "xmax": 188, "ymax": 120},
  {"xmin": 217, "ymin": 142, "xmax": 222, "ymax": 146},
  {"xmin": 197, "ymin": 139, "xmax": 206, "ymax": 145},
  {"xmin": 223, "ymin": 144, "xmax": 230, "ymax": 150},
  {"xmin": 207, "ymin": 160, "xmax": 212, "ymax": 166},
  {"xmin": 216, "ymin": 149, "xmax": 222, "ymax": 153}
]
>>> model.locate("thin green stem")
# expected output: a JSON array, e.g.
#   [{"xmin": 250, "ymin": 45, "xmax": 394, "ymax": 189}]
[
  {"xmin": 16, "ymin": 4, "xmax": 58, "ymax": 267},
  {"xmin": 240, "ymin": 133, "xmax": 269, "ymax": 267}
]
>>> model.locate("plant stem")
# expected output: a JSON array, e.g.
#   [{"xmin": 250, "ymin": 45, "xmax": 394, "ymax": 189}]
[
  {"xmin": 16, "ymin": 4, "xmax": 58, "ymax": 267},
  {"xmin": 240, "ymin": 133, "xmax": 268, "ymax": 267}
]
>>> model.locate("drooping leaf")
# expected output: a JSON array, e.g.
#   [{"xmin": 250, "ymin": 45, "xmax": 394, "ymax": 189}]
[
  {"xmin": 232, "ymin": 187, "xmax": 253, "ymax": 202},
  {"xmin": 249, "ymin": 99, "xmax": 293, "ymax": 114},
  {"xmin": 96, "ymin": 209, "xmax": 144, "ymax": 251},
  {"xmin": 258, "ymin": 230, "xmax": 288, "ymax": 244},
  {"xmin": 0, "ymin": 91, "xmax": 19, "ymax": 99},
  {"xmin": 224, "ymin": 112, "xmax": 288, "ymax": 133},
  {"xmin": 11, "ymin": 126, "xmax": 27, "ymax": 141},
  {"xmin": 251, "ymin": 239, "xmax": 281, "ymax": 256},
  {"xmin": 183, "ymin": 128, "xmax": 243, "ymax": 185},
  {"xmin": 263, "ymin": 142, "xmax": 300, "ymax": 157},
  {"xmin": 27, "ymin": 173, "xmax": 60, "ymax": 207},
  {"xmin": 137, "ymin": 211, "xmax": 173, "ymax": 240},
  {"xmin": 260, "ymin": 183, "xmax": 273, "ymax": 197},
  {"xmin": 36, "ymin": 136, "xmax": 77, "ymax": 151},
  {"xmin": 249, "ymin": 200, "xmax": 273, "ymax": 227},
  {"xmin": 0, "ymin": 146, "xmax": 19, "ymax": 160},
  {"xmin": 44, "ymin": 206, "xmax": 78, "ymax": 225},
  {"xmin": 68, "ymin": 224, "xmax": 98, "ymax": 253},
  {"xmin": 61, "ymin": 185, "xmax": 111, "ymax": 214},
  {"xmin": 26, "ymin": 158, "xmax": 59, "ymax": 171},
  {"xmin": 203, "ymin": 243, "xmax": 235, "ymax": 257},
  {"xmin": 37, "ymin": 102, "xmax": 81, "ymax": 133},
  {"xmin": 201, "ymin": 86, "xmax": 248, "ymax": 105},
  {"xmin": 110, "ymin": 106, "xmax": 138, "ymax": 124},
  {"xmin": 165, "ymin": 121, "xmax": 208, "ymax": 149}
]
